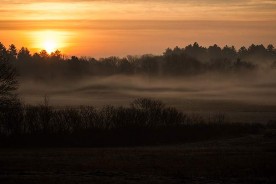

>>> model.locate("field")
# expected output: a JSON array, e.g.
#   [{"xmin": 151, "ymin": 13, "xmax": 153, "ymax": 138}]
[
  {"xmin": 0, "ymin": 129, "xmax": 275, "ymax": 184},
  {"xmin": 2, "ymin": 64, "xmax": 276, "ymax": 183},
  {"xmin": 19, "ymin": 73, "xmax": 276, "ymax": 123}
]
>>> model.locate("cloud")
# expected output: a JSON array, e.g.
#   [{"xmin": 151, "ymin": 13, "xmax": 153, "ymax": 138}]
[
  {"xmin": 1, "ymin": 0, "xmax": 276, "ymax": 22},
  {"xmin": 1, "ymin": 20, "xmax": 276, "ymax": 31}
]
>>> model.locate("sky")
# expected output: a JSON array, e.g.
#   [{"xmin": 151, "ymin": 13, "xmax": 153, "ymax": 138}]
[{"xmin": 0, "ymin": 0, "xmax": 276, "ymax": 57}]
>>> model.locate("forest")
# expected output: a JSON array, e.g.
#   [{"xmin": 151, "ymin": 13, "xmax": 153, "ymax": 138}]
[{"xmin": 1, "ymin": 42, "xmax": 276, "ymax": 80}]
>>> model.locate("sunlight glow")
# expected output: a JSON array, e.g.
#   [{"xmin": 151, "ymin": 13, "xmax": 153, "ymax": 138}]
[
  {"xmin": 29, "ymin": 30, "xmax": 72, "ymax": 53},
  {"xmin": 44, "ymin": 40, "xmax": 57, "ymax": 53}
]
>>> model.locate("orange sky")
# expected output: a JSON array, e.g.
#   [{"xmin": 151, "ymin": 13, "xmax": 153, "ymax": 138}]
[{"xmin": 1, "ymin": 0, "xmax": 276, "ymax": 57}]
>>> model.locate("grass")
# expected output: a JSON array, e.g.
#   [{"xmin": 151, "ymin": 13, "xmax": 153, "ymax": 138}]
[
  {"xmin": 0, "ymin": 98, "xmax": 275, "ymax": 183},
  {"xmin": 0, "ymin": 131, "xmax": 275, "ymax": 184}
]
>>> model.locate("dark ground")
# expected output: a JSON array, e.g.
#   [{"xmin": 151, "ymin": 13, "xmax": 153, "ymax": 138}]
[{"xmin": 0, "ymin": 129, "xmax": 275, "ymax": 184}]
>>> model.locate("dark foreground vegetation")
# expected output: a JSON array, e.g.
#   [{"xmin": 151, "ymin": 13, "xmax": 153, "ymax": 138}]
[
  {"xmin": 0, "ymin": 131, "xmax": 275, "ymax": 184},
  {"xmin": 0, "ymin": 98, "xmax": 271, "ymax": 147}
]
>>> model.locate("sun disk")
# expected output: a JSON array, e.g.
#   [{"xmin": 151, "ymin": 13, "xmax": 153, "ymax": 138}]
[{"xmin": 44, "ymin": 40, "xmax": 57, "ymax": 53}]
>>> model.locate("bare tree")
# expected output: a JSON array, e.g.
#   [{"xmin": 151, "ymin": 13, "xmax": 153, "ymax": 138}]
[{"xmin": 0, "ymin": 58, "xmax": 19, "ymax": 107}]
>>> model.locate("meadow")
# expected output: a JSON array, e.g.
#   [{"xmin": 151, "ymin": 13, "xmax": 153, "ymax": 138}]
[
  {"xmin": 19, "ymin": 71, "xmax": 276, "ymax": 123},
  {"xmin": 1, "ymin": 43, "xmax": 276, "ymax": 183},
  {"xmin": 0, "ymin": 129, "xmax": 275, "ymax": 184}
]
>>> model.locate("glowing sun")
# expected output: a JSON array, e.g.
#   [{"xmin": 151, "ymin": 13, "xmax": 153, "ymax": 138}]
[
  {"xmin": 30, "ymin": 30, "xmax": 71, "ymax": 54},
  {"xmin": 43, "ymin": 40, "xmax": 57, "ymax": 53}
]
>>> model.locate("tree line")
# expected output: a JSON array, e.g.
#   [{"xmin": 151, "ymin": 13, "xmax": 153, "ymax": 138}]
[{"xmin": 1, "ymin": 42, "xmax": 276, "ymax": 79}]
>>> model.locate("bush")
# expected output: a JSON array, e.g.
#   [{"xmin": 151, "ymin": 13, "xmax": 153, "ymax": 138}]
[{"xmin": 0, "ymin": 98, "xmax": 265, "ymax": 147}]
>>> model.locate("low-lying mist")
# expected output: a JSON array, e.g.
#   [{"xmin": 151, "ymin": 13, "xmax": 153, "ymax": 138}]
[{"xmin": 19, "ymin": 69, "xmax": 276, "ymax": 123}]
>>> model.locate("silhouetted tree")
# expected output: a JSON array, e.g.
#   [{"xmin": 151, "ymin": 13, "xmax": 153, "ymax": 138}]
[
  {"xmin": 0, "ymin": 42, "xmax": 8, "ymax": 60},
  {"xmin": 208, "ymin": 44, "xmax": 222, "ymax": 60},
  {"xmin": 50, "ymin": 50, "xmax": 62, "ymax": 62},
  {"xmin": 0, "ymin": 60, "xmax": 19, "ymax": 107},
  {"xmin": 70, "ymin": 56, "xmax": 79, "ymax": 62},
  {"xmin": 267, "ymin": 44, "xmax": 275, "ymax": 58},
  {"xmin": 18, "ymin": 47, "xmax": 31, "ymax": 62},
  {"xmin": 238, "ymin": 46, "xmax": 248, "ymax": 58},
  {"xmin": 234, "ymin": 58, "xmax": 255, "ymax": 70},
  {"xmin": 7, "ymin": 44, "xmax": 17, "ymax": 62},
  {"xmin": 267, "ymin": 44, "xmax": 274, "ymax": 53},
  {"xmin": 117, "ymin": 58, "xmax": 134, "ymax": 74},
  {"xmin": 184, "ymin": 42, "xmax": 207, "ymax": 62},
  {"xmin": 222, "ymin": 45, "xmax": 237, "ymax": 61},
  {"xmin": 247, "ymin": 44, "xmax": 267, "ymax": 58},
  {"xmin": 39, "ymin": 50, "xmax": 49, "ymax": 60},
  {"xmin": 139, "ymin": 55, "xmax": 161, "ymax": 75}
]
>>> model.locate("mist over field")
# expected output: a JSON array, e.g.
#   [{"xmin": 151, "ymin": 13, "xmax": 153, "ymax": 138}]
[
  {"xmin": 19, "ymin": 69, "xmax": 276, "ymax": 123},
  {"xmin": 1, "ymin": 0, "xmax": 276, "ymax": 183},
  {"xmin": 0, "ymin": 42, "xmax": 273, "ymax": 123}
]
